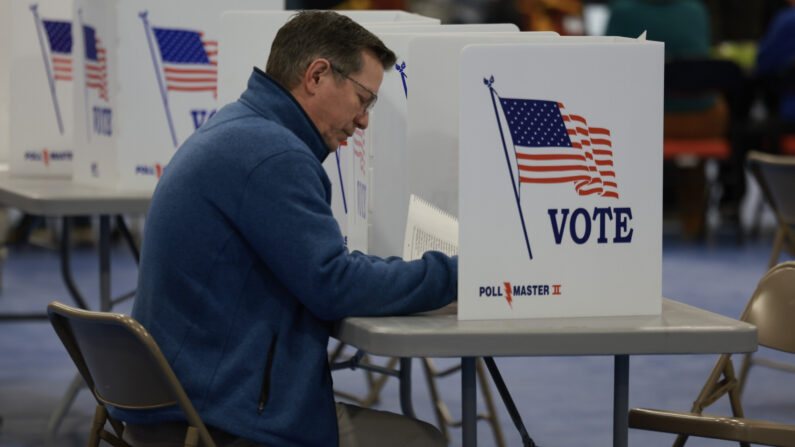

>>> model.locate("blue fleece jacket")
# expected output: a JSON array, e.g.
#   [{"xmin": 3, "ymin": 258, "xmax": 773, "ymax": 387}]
[{"xmin": 115, "ymin": 68, "xmax": 457, "ymax": 446}]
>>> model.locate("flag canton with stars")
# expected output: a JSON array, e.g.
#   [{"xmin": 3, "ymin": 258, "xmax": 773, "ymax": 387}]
[
  {"xmin": 43, "ymin": 20, "xmax": 72, "ymax": 54},
  {"xmin": 500, "ymin": 98, "xmax": 572, "ymax": 148},
  {"xmin": 152, "ymin": 28, "xmax": 210, "ymax": 64},
  {"xmin": 83, "ymin": 26, "xmax": 98, "ymax": 61}
]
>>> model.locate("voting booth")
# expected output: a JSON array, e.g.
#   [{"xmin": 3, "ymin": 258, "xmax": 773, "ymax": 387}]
[
  {"xmin": 68, "ymin": 0, "xmax": 283, "ymax": 190},
  {"xmin": 457, "ymin": 40, "xmax": 664, "ymax": 320},
  {"xmin": 10, "ymin": 0, "xmax": 75, "ymax": 177}
]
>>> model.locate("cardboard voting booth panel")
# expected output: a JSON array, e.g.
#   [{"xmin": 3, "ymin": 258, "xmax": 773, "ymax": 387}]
[
  {"xmin": 0, "ymin": 1, "xmax": 11, "ymax": 163},
  {"xmin": 216, "ymin": 11, "xmax": 439, "ymax": 254},
  {"xmin": 366, "ymin": 25, "xmax": 521, "ymax": 258},
  {"xmin": 10, "ymin": 0, "xmax": 75, "ymax": 177},
  {"xmin": 458, "ymin": 42, "xmax": 664, "ymax": 320},
  {"xmin": 70, "ymin": 0, "xmax": 283, "ymax": 190}
]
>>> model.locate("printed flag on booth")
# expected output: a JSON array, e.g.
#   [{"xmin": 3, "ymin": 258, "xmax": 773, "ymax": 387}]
[
  {"xmin": 83, "ymin": 25, "xmax": 108, "ymax": 101},
  {"xmin": 43, "ymin": 20, "xmax": 73, "ymax": 82},
  {"xmin": 151, "ymin": 27, "xmax": 218, "ymax": 96},
  {"xmin": 498, "ymin": 97, "xmax": 619, "ymax": 199}
]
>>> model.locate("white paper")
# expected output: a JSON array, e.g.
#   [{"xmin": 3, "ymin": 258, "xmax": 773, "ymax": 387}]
[{"xmin": 403, "ymin": 194, "xmax": 458, "ymax": 260}]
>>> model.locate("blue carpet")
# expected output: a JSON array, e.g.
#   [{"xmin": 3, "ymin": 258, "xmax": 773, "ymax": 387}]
[{"xmin": 0, "ymin": 235, "xmax": 792, "ymax": 446}]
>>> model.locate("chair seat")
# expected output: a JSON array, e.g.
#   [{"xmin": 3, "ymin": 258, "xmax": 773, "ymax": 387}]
[
  {"xmin": 663, "ymin": 138, "xmax": 730, "ymax": 161},
  {"xmin": 629, "ymin": 408, "xmax": 795, "ymax": 447}
]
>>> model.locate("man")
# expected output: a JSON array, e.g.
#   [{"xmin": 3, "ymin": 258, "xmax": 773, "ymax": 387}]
[{"xmin": 116, "ymin": 10, "xmax": 456, "ymax": 447}]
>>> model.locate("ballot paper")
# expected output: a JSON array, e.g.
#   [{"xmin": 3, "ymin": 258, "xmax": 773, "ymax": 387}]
[{"xmin": 403, "ymin": 194, "xmax": 458, "ymax": 261}]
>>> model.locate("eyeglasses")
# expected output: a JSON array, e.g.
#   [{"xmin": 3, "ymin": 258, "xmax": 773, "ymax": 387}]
[{"xmin": 330, "ymin": 64, "xmax": 378, "ymax": 114}]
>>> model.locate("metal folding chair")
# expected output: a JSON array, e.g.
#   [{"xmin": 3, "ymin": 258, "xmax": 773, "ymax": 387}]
[
  {"xmin": 629, "ymin": 262, "xmax": 795, "ymax": 446},
  {"xmin": 47, "ymin": 301, "xmax": 217, "ymax": 447}
]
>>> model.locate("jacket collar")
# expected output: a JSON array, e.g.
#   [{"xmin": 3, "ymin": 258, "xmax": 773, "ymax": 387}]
[{"xmin": 240, "ymin": 67, "xmax": 329, "ymax": 163}]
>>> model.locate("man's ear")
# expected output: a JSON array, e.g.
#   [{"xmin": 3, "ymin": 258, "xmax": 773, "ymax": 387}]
[{"xmin": 302, "ymin": 58, "xmax": 332, "ymax": 95}]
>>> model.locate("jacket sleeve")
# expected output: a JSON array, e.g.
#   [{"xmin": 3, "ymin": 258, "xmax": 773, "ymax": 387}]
[{"xmin": 235, "ymin": 150, "xmax": 457, "ymax": 321}]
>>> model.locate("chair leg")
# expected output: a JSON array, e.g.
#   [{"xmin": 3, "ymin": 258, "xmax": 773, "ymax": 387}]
[
  {"xmin": 737, "ymin": 352, "xmax": 754, "ymax": 396},
  {"xmin": 88, "ymin": 404, "xmax": 107, "ymax": 447},
  {"xmin": 476, "ymin": 359, "xmax": 506, "ymax": 447},
  {"xmin": 184, "ymin": 426, "xmax": 200, "ymax": 447},
  {"xmin": 768, "ymin": 226, "xmax": 785, "ymax": 269}
]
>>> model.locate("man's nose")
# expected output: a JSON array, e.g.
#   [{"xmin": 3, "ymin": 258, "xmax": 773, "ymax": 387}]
[{"xmin": 354, "ymin": 111, "xmax": 369, "ymax": 129}]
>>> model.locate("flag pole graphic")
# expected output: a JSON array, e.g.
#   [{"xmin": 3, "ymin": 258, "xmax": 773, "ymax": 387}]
[
  {"xmin": 396, "ymin": 61, "xmax": 408, "ymax": 98},
  {"xmin": 30, "ymin": 4, "xmax": 65, "ymax": 135},
  {"xmin": 335, "ymin": 150, "xmax": 348, "ymax": 214},
  {"xmin": 485, "ymin": 77, "xmax": 532, "ymax": 260},
  {"xmin": 77, "ymin": 8, "xmax": 91, "ymax": 142},
  {"xmin": 139, "ymin": 11, "xmax": 178, "ymax": 148}
]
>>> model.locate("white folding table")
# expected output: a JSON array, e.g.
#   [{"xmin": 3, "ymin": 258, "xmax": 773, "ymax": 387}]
[{"xmin": 333, "ymin": 298, "xmax": 757, "ymax": 447}]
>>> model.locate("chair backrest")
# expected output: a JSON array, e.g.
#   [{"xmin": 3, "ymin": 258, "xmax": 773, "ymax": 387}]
[
  {"xmin": 740, "ymin": 261, "xmax": 795, "ymax": 354},
  {"xmin": 47, "ymin": 301, "xmax": 215, "ymax": 446},
  {"xmin": 747, "ymin": 151, "xmax": 795, "ymax": 229}
]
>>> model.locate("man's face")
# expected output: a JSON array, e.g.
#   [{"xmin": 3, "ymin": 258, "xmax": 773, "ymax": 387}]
[{"xmin": 311, "ymin": 50, "xmax": 384, "ymax": 151}]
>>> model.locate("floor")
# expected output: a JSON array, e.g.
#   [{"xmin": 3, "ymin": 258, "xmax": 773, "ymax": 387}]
[{"xmin": 0, "ymin": 225, "xmax": 793, "ymax": 446}]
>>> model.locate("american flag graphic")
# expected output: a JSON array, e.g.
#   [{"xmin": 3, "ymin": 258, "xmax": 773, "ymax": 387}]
[
  {"xmin": 152, "ymin": 27, "xmax": 217, "ymax": 96},
  {"xmin": 499, "ymin": 97, "xmax": 618, "ymax": 199},
  {"xmin": 43, "ymin": 20, "xmax": 72, "ymax": 82},
  {"xmin": 83, "ymin": 25, "xmax": 108, "ymax": 101}
]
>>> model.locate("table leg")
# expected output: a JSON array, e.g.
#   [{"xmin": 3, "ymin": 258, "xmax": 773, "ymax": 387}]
[
  {"xmin": 613, "ymin": 355, "xmax": 629, "ymax": 447},
  {"xmin": 462, "ymin": 356, "xmax": 477, "ymax": 447},
  {"xmin": 99, "ymin": 216, "xmax": 111, "ymax": 311},
  {"xmin": 60, "ymin": 217, "xmax": 88, "ymax": 310},
  {"xmin": 46, "ymin": 215, "xmax": 113, "ymax": 443},
  {"xmin": 399, "ymin": 358, "xmax": 416, "ymax": 418}
]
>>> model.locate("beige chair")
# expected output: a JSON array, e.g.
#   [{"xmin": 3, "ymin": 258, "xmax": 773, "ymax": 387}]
[
  {"xmin": 628, "ymin": 261, "xmax": 795, "ymax": 446},
  {"xmin": 742, "ymin": 151, "xmax": 795, "ymax": 391},
  {"xmin": 47, "ymin": 301, "xmax": 217, "ymax": 447}
]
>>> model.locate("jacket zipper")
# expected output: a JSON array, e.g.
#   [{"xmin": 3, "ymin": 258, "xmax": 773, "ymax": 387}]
[{"xmin": 258, "ymin": 334, "xmax": 278, "ymax": 413}]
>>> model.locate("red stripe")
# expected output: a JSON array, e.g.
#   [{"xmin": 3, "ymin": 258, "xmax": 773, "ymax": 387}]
[
  {"xmin": 601, "ymin": 170, "xmax": 616, "ymax": 177},
  {"xmin": 166, "ymin": 76, "xmax": 217, "ymax": 83},
  {"xmin": 53, "ymin": 66, "xmax": 72, "ymax": 72},
  {"xmin": 562, "ymin": 115, "xmax": 570, "ymax": 122},
  {"xmin": 167, "ymin": 85, "xmax": 216, "ymax": 92},
  {"xmin": 164, "ymin": 67, "xmax": 217, "ymax": 75},
  {"xmin": 595, "ymin": 160, "xmax": 613, "ymax": 166},
  {"xmin": 602, "ymin": 192, "xmax": 619, "ymax": 198},
  {"xmin": 567, "ymin": 129, "xmax": 576, "ymax": 135},
  {"xmin": 576, "ymin": 127, "xmax": 589, "ymax": 135},
  {"xmin": 518, "ymin": 165, "xmax": 588, "ymax": 172},
  {"xmin": 86, "ymin": 73, "xmax": 104, "ymax": 80},
  {"xmin": 585, "ymin": 152, "xmax": 593, "ymax": 160},
  {"xmin": 603, "ymin": 181, "xmax": 617, "ymax": 188},
  {"xmin": 516, "ymin": 153, "xmax": 586, "ymax": 161},
  {"xmin": 571, "ymin": 142, "xmax": 582, "ymax": 149},
  {"xmin": 203, "ymin": 40, "xmax": 218, "ymax": 46},
  {"xmin": 557, "ymin": 102, "xmax": 565, "ymax": 108},
  {"xmin": 570, "ymin": 115, "xmax": 586, "ymax": 124},
  {"xmin": 54, "ymin": 75, "xmax": 72, "ymax": 81},
  {"xmin": 52, "ymin": 57, "xmax": 71, "ymax": 63},
  {"xmin": 593, "ymin": 150, "xmax": 613, "ymax": 157},
  {"xmin": 580, "ymin": 140, "xmax": 591, "ymax": 146},
  {"xmin": 520, "ymin": 175, "xmax": 590, "ymax": 183},
  {"xmin": 589, "ymin": 127, "xmax": 610, "ymax": 136},
  {"xmin": 591, "ymin": 139, "xmax": 612, "ymax": 147}
]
